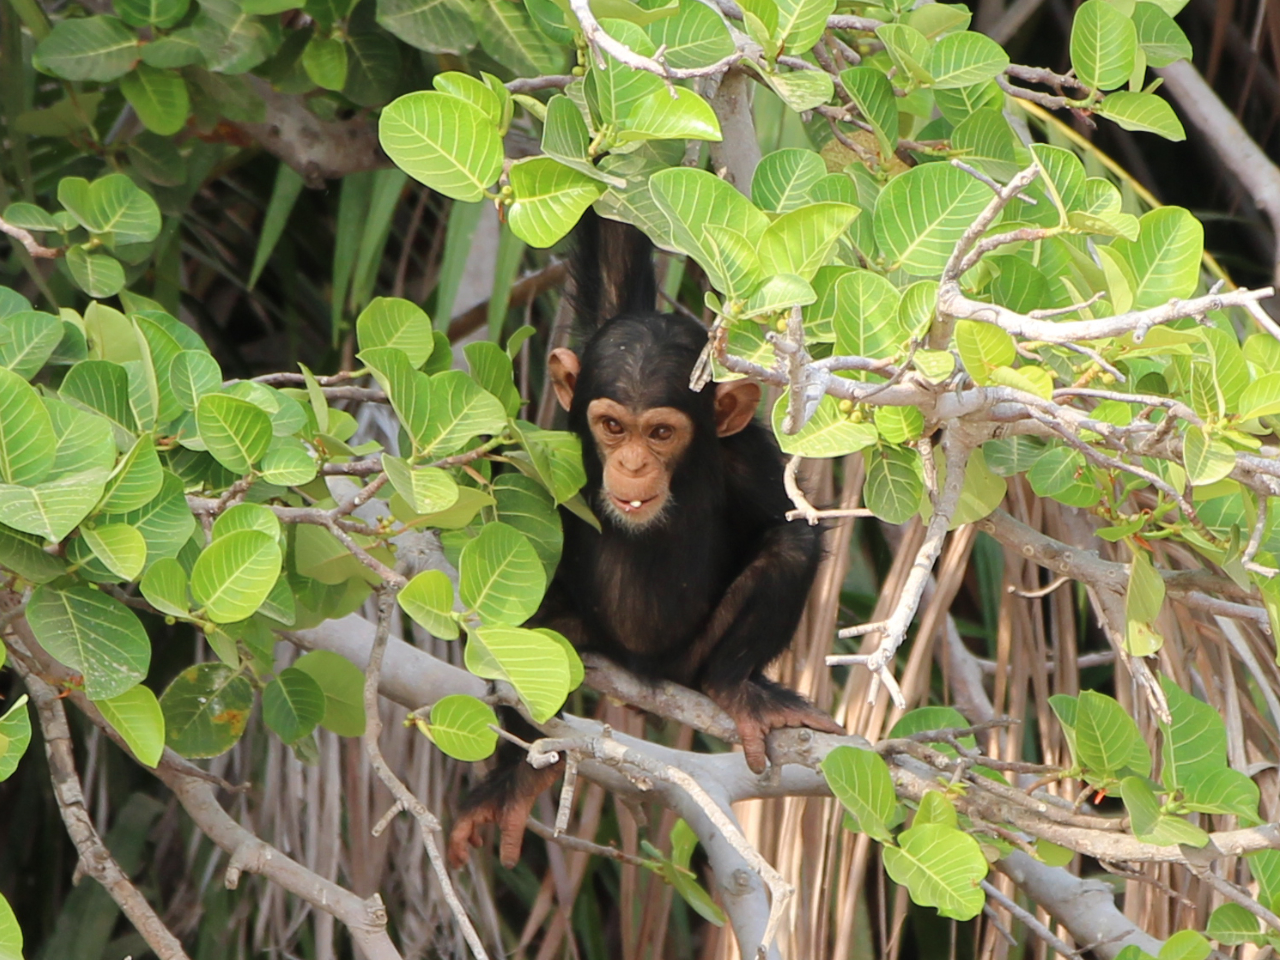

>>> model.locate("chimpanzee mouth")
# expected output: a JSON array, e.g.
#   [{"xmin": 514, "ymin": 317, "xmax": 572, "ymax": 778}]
[{"xmin": 599, "ymin": 491, "xmax": 671, "ymax": 530}]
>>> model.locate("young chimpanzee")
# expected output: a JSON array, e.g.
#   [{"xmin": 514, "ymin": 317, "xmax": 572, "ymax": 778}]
[{"xmin": 447, "ymin": 214, "xmax": 843, "ymax": 869}]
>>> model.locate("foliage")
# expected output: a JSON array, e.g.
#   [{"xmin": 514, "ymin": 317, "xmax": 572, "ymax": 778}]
[{"xmin": 1, "ymin": 0, "xmax": 1278, "ymax": 955}]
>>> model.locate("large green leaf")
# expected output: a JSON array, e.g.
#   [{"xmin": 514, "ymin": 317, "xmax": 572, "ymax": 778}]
[
  {"xmin": 196, "ymin": 393, "xmax": 273, "ymax": 473},
  {"xmin": 0, "ymin": 468, "xmax": 108, "ymax": 542},
  {"xmin": 508, "ymin": 157, "xmax": 607, "ymax": 248},
  {"xmin": 1158, "ymin": 676, "xmax": 1227, "ymax": 792},
  {"xmin": 105, "ymin": 469, "xmax": 195, "ymax": 567},
  {"xmin": 190, "ymin": 528, "xmax": 283, "ymax": 623},
  {"xmin": 493, "ymin": 473, "xmax": 562, "ymax": 579},
  {"xmin": 28, "ymin": 582, "xmax": 150, "ymax": 700},
  {"xmin": 758, "ymin": 203, "xmax": 860, "ymax": 281},
  {"xmin": 382, "ymin": 455, "xmax": 459, "ymax": 515},
  {"xmin": 97, "ymin": 684, "xmax": 165, "ymax": 767},
  {"xmin": 262, "ymin": 667, "xmax": 325, "ymax": 744},
  {"xmin": 169, "ymin": 349, "xmax": 222, "ymax": 411},
  {"xmin": 140, "ymin": 556, "xmax": 190, "ymax": 617},
  {"xmin": 752, "ymin": 148, "xmax": 827, "ymax": 214},
  {"xmin": 650, "ymin": 167, "xmax": 770, "ymax": 280},
  {"xmin": 0, "ymin": 696, "xmax": 32, "ymax": 782},
  {"xmin": 99, "ymin": 435, "xmax": 163, "ymax": 513},
  {"xmin": 926, "ymin": 30, "xmax": 1009, "ymax": 88},
  {"xmin": 617, "ymin": 87, "xmax": 722, "ymax": 146},
  {"xmin": 160, "ymin": 662, "xmax": 254, "ymax": 758},
  {"xmin": 1120, "ymin": 776, "xmax": 1210, "ymax": 847},
  {"xmin": 1182, "ymin": 425, "xmax": 1235, "ymax": 486},
  {"xmin": 646, "ymin": 0, "xmax": 735, "ymax": 68},
  {"xmin": 292, "ymin": 650, "xmax": 366, "ymax": 736},
  {"xmin": 465, "ymin": 624, "xmax": 575, "ymax": 722},
  {"xmin": 882, "ymin": 822, "xmax": 987, "ymax": 920},
  {"xmin": 1133, "ymin": 3, "xmax": 1192, "ymax": 66},
  {"xmin": 120, "ymin": 64, "xmax": 190, "ymax": 135},
  {"xmin": 65, "ymin": 247, "xmax": 126, "ymax": 298},
  {"xmin": 423, "ymin": 694, "xmax": 499, "ymax": 760},
  {"xmin": 0, "ymin": 310, "xmax": 63, "ymax": 380},
  {"xmin": 585, "ymin": 20, "xmax": 662, "ymax": 127},
  {"xmin": 34, "ymin": 16, "xmax": 140, "ymax": 81},
  {"xmin": 0, "ymin": 366, "xmax": 56, "ymax": 485},
  {"xmin": 82, "ymin": 523, "xmax": 148, "ymax": 581},
  {"xmin": 474, "ymin": 0, "xmax": 564, "ymax": 76},
  {"xmin": 840, "ymin": 67, "xmax": 898, "ymax": 160},
  {"xmin": 420, "ymin": 370, "xmax": 508, "ymax": 457},
  {"xmin": 117, "ymin": 0, "xmax": 190, "ymax": 27},
  {"xmin": 400, "ymin": 568, "xmax": 460, "ymax": 639},
  {"xmin": 459, "ymin": 521, "xmax": 546, "ymax": 624},
  {"xmin": 1070, "ymin": 0, "xmax": 1138, "ymax": 90},
  {"xmin": 379, "ymin": 91, "xmax": 503, "ymax": 202},
  {"xmin": 873, "ymin": 162, "xmax": 994, "ymax": 277},
  {"xmin": 57, "ymin": 174, "xmax": 162, "ymax": 246},
  {"xmin": 771, "ymin": 395, "xmax": 877, "ymax": 458},
  {"xmin": 863, "ymin": 444, "xmax": 922, "ymax": 523},
  {"xmin": 1095, "ymin": 91, "xmax": 1185, "ymax": 141},
  {"xmin": 356, "ymin": 297, "xmax": 434, "ymax": 367},
  {"xmin": 376, "ymin": 0, "xmax": 475, "ymax": 52},
  {"xmin": 821, "ymin": 745, "xmax": 896, "ymax": 842},
  {"xmin": 954, "ymin": 320, "xmax": 1015, "ymax": 385},
  {"xmin": 833, "ymin": 269, "xmax": 903, "ymax": 360},
  {"xmin": 1075, "ymin": 690, "xmax": 1150, "ymax": 780}
]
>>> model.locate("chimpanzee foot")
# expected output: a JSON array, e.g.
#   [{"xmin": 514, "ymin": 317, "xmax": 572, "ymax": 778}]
[
  {"xmin": 710, "ymin": 683, "xmax": 844, "ymax": 774},
  {"xmin": 447, "ymin": 762, "xmax": 562, "ymax": 869}
]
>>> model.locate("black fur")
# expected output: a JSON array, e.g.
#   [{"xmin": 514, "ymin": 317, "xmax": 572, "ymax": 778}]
[{"xmin": 450, "ymin": 214, "xmax": 831, "ymax": 866}]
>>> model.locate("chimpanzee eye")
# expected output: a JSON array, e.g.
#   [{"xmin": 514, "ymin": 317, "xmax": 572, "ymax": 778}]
[
  {"xmin": 602, "ymin": 417, "xmax": 624, "ymax": 435},
  {"xmin": 650, "ymin": 425, "xmax": 673, "ymax": 441}
]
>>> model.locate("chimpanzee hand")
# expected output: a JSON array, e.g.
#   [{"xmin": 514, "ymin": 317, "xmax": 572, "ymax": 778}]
[{"xmin": 709, "ymin": 678, "xmax": 844, "ymax": 774}]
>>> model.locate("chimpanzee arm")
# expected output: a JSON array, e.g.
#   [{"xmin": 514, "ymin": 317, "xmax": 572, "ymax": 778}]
[{"xmin": 689, "ymin": 464, "xmax": 844, "ymax": 772}]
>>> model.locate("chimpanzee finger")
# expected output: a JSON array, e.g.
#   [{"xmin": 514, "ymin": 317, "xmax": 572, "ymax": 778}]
[{"xmin": 498, "ymin": 799, "xmax": 534, "ymax": 869}]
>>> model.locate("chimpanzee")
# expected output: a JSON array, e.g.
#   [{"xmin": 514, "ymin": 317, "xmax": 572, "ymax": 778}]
[{"xmin": 447, "ymin": 214, "xmax": 843, "ymax": 869}]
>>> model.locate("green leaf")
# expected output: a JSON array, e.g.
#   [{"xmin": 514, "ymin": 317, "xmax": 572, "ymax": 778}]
[
  {"xmin": 873, "ymin": 162, "xmax": 995, "ymax": 277},
  {"xmin": 954, "ymin": 320, "xmax": 1015, "ymax": 385},
  {"xmin": 1184, "ymin": 767, "xmax": 1260, "ymax": 821},
  {"xmin": 508, "ymin": 157, "xmax": 607, "ymax": 248},
  {"xmin": 926, "ymin": 30, "xmax": 1009, "ymax": 89},
  {"xmin": 1239, "ymin": 372, "xmax": 1280, "ymax": 420},
  {"xmin": 841, "ymin": 67, "xmax": 898, "ymax": 160},
  {"xmin": 771, "ymin": 395, "xmax": 877, "ymax": 458},
  {"xmin": 0, "ymin": 310, "xmax": 62, "ymax": 380},
  {"xmin": 263, "ymin": 667, "xmax": 326, "ymax": 744},
  {"xmin": 493, "ymin": 473, "xmax": 563, "ymax": 579},
  {"xmin": 190, "ymin": 528, "xmax": 283, "ymax": 623},
  {"xmin": 292, "ymin": 650, "xmax": 366, "ymax": 736},
  {"xmin": 420, "ymin": 370, "xmax": 508, "ymax": 457},
  {"xmin": 434, "ymin": 71, "xmax": 502, "ymax": 125},
  {"xmin": 585, "ymin": 20, "xmax": 661, "ymax": 126},
  {"xmin": 82, "ymin": 523, "xmax": 147, "ymax": 581},
  {"xmin": 821, "ymin": 745, "xmax": 897, "ymax": 842},
  {"xmin": 117, "ymin": 0, "xmax": 190, "ymax": 27},
  {"xmin": 1026, "ymin": 446, "xmax": 1101, "ymax": 508},
  {"xmin": 302, "ymin": 35, "xmax": 348, "ymax": 91},
  {"xmin": 1206, "ymin": 903, "xmax": 1262, "ymax": 945},
  {"xmin": 97, "ymin": 685, "xmax": 165, "ymax": 767},
  {"xmin": 379, "ymin": 91, "xmax": 502, "ymax": 202},
  {"xmin": 651, "ymin": 167, "xmax": 771, "ymax": 276},
  {"xmin": 160, "ymin": 662, "xmax": 254, "ymax": 758},
  {"xmin": 169, "ymin": 350, "xmax": 222, "ymax": 411},
  {"xmin": 1158, "ymin": 675, "xmax": 1226, "ymax": 791},
  {"xmin": 356, "ymin": 297, "xmax": 434, "ymax": 367},
  {"xmin": 0, "ymin": 367, "xmax": 57, "ymax": 485},
  {"xmin": 58, "ymin": 174, "xmax": 161, "ymax": 246},
  {"xmin": 105, "ymin": 470, "xmax": 195, "ymax": 568},
  {"xmin": 1183, "ymin": 426, "xmax": 1235, "ymax": 486},
  {"xmin": 0, "ymin": 894, "xmax": 20, "ymax": 960},
  {"xmin": 863, "ymin": 444, "xmax": 922, "ymax": 524},
  {"xmin": 618, "ymin": 87, "xmax": 722, "ymax": 146},
  {"xmin": 759, "ymin": 66, "xmax": 833, "ymax": 111},
  {"xmin": 1095, "ymin": 91, "xmax": 1185, "ymax": 140},
  {"xmin": 64, "ymin": 247, "xmax": 125, "ymax": 299},
  {"xmin": 758, "ymin": 203, "xmax": 860, "ymax": 281},
  {"xmin": 382, "ymin": 456, "xmax": 461, "ymax": 515},
  {"xmin": 0, "ymin": 468, "xmax": 108, "ymax": 542},
  {"xmin": 474, "ymin": 0, "xmax": 564, "ymax": 76},
  {"xmin": 0, "ymin": 696, "xmax": 32, "ymax": 782},
  {"xmin": 876, "ymin": 23, "xmax": 932, "ymax": 84},
  {"xmin": 34, "ymin": 16, "xmax": 139, "ymax": 81},
  {"xmin": 141, "ymin": 556, "xmax": 190, "ymax": 617},
  {"xmin": 830, "ymin": 270, "xmax": 902, "ymax": 361},
  {"xmin": 28, "ymin": 582, "xmax": 150, "ymax": 700},
  {"xmin": 1162, "ymin": 931, "xmax": 1208, "ymax": 960},
  {"xmin": 647, "ymin": 0, "xmax": 735, "ymax": 68},
  {"xmin": 1133, "ymin": 3, "xmax": 1192, "ymax": 66},
  {"xmin": 465, "ymin": 624, "xmax": 573, "ymax": 722},
  {"xmin": 424, "ymin": 694, "xmax": 499, "ymax": 760},
  {"xmin": 400, "ymin": 569, "xmax": 460, "ymax": 639},
  {"xmin": 1076, "ymin": 690, "xmax": 1150, "ymax": 779},
  {"xmin": 1120, "ymin": 776, "xmax": 1210, "ymax": 846},
  {"xmin": 882, "ymin": 823, "xmax": 987, "ymax": 920},
  {"xmin": 463, "ymin": 341, "xmax": 520, "ymax": 417},
  {"xmin": 120, "ymin": 64, "xmax": 190, "ymax": 135},
  {"xmin": 775, "ymin": 0, "xmax": 832, "ymax": 52},
  {"xmin": 752, "ymin": 148, "xmax": 827, "ymax": 214},
  {"xmin": 211, "ymin": 502, "xmax": 281, "ymax": 541},
  {"xmin": 1111, "ymin": 206, "xmax": 1203, "ymax": 309},
  {"xmin": 260, "ymin": 441, "xmax": 317, "ymax": 485},
  {"xmin": 197, "ymin": 393, "xmax": 273, "ymax": 472},
  {"xmin": 376, "ymin": 0, "xmax": 475, "ymax": 53},
  {"xmin": 459, "ymin": 521, "xmax": 546, "ymax": 625},
  {"xmin": 100, "ymin": 435, "xmax": 163, "ymax": 513},
  {"xmin": 1071, "ymin": 0, "xmax": 1138, "ymax": 90}
]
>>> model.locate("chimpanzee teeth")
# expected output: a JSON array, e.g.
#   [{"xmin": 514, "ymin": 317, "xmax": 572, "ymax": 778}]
[{"xmin": 630, "ymin": 500, "xmax": 642, "ymax": 508}]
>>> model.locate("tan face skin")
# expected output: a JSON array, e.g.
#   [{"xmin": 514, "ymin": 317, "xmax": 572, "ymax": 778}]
[{"xmin": 547, "ymin": 348, "xmax": 761, "ymax": 529}]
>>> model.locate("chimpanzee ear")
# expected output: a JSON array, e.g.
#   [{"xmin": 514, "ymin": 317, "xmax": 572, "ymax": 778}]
[
  {"xmin": 547, "ymin": 348, "xmax": 581, "ymax": 412},
  {"xmin": 713, "ymin": 380, "xmax": 761, "ymax": 437}
]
